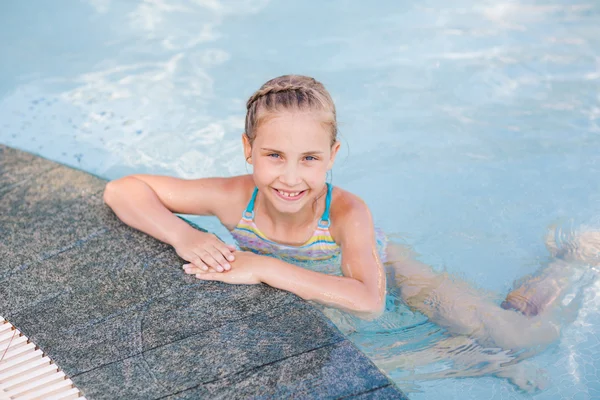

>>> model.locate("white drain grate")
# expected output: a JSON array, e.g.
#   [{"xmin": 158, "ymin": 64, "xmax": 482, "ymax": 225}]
[{"xmin": 0, "ymin": 316, "xmax": 85, "ymax": 399}]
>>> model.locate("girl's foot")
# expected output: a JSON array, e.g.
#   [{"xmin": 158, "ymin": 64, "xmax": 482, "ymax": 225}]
[
  {"xmin": 501, "ymin": 272, "xmax": 565, "ymax": 317},
  {"xmin": 495, "ymin": 360, "xmax": 547, "ymax": 393},
  {"xmin": 546, "ymin": 229, "xmax": 600, "ymax": 267},
  {"xmin": 503, "ymin": 229, "xmax": 600, "ymax": 317}
]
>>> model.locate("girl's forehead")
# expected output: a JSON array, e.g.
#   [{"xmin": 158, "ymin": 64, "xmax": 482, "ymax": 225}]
[{"xmin": 256, "ymin": 112, "xmax": 331, "ymax": 149}]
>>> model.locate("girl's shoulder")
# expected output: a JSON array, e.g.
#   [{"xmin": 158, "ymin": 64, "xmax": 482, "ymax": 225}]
[
  {"xmin": 219, "ymin": 174, "xmax": 255, "ymax": 192},
  {"xmin": 213, "ymin": 174, "xmax": 256, "ymax": 229},
  {"xmin": 329, "ymin": 185, "xmax": 370, "ymax": 214},
  {"xmin": 329, "ymin": 186, "xmax": 374, "ymax": 241}
]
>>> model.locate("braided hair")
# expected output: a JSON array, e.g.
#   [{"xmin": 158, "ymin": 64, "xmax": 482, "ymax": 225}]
[{"xmin": 244, "ymin": 75, "xmax": 338, "ymax": 146}]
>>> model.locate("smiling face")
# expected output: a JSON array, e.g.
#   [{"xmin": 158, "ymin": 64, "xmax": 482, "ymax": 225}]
[{"xmin": 243, "ymin": 111, "xmax": 340, "ymax": 216}]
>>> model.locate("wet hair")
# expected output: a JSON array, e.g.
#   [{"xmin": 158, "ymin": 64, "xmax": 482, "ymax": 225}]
[{"xmin": 245, "ymin": 75, "xmax": 338, "ymax": 147}]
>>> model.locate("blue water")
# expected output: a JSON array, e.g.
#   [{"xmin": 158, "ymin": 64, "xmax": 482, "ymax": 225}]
[{"xmin": 1, "ymin": 1, "xmax": 599, "ymax": 398}]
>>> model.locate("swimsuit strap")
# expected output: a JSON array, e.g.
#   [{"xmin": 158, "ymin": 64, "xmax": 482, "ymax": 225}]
[
  {"xmin": 241, "ymin": 183, "xmax": 333, "ymax": 228},
  {"xmin": 318, "ymin": 182, "xmax": 332, "ymax": 228},
  {"xmin": 243, "ymin": 187, "xmax": 259, "ymax": 219}
]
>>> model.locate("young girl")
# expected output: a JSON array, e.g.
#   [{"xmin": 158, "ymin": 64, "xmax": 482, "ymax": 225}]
[{"xmin": 103, "ymin": 75, "xmax": 599, "ymax": 378}]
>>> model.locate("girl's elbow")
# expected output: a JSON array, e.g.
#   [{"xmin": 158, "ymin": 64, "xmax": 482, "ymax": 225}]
[
  {"xmin": 103, "ymin": 181, "xmax": 118, "ymax": 206},
  {"xmin": 356, "ymin": 296, "xmax": 385, "ymax": 321},
  {"xmin": 103, "ymin": 176, "xmax": 136, "ymax": 205},
  {"xmin": 368, "ymin": 298, "xmax": 386, "ymax": 319}
]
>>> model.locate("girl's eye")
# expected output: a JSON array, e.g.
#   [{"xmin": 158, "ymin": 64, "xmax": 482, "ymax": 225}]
[
  {"xmin": 268, "ymin": 153, "xmax": 280, "ymax": 159},
  {"xmin": 305, "ymin": 155, "xmax": 317, "ymax": 161}
]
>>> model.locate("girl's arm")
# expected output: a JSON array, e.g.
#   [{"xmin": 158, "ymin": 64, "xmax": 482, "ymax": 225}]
[
  {"xmin": 103, "ymin": 174, "xmax": 249, "ymax": 243},
  {"xmin": 256, "ymin": 254, "xmax": 385, "ymax": 319},
  {"xmin": 258, "ymin": 197, "xmax": 386, "ymax": 318},
  {"xmin": 193, "ymin": 193, "xmax": 386, "ymax": 319},
  {"xmin": 103, "ymin": 174, "xmax": 253, "ymax": 271}
]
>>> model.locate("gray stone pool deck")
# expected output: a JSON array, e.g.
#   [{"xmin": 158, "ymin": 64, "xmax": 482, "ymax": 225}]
[{"xmin": 0, "ymin": 144, "xmax": 406, "ymax": 399}]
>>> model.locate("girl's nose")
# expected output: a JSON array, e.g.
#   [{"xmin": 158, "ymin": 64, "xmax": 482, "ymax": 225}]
[{"xmin": 280, "ymin": 163, "xmax": 302, "ymax": 186}]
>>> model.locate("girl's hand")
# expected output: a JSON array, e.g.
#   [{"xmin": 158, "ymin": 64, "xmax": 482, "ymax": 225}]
[
  {"xmin": 184, "ymin": 251, "xmax": 263, "ymax": 285},
  {"xmin": 173, "ymin": 229, "xmax": 236, "ymax": 272}
]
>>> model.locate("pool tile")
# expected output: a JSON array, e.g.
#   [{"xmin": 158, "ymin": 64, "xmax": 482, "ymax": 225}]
[
  {"xmin": 0, "ymin": 223, "xmax": 170, "ymax": 316},
  {"xmin": 0, "ymin": 144, "xmax": 59, "ymax": 193},
  {"xmin": 70, "ymin": 302, "xmax": 345, "ymax": 398},
  {"xmin": 164, "ymin": 341, "xmax": 399, "ymax": 400},
  {"xmin": 0, "ymin": 163, "xmax": 105, "ymax": 215},
  {"xmin": 0, "ymin": 170, "xmax": 110, "ymax": 275},
  {"xmin": 9, "ymin": 277, "xmax": 297, "ymax": 376}
]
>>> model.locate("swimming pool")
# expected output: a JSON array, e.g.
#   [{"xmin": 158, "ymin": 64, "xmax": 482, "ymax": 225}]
[{"xmin": 1, "ymin": 0, "xmax": 599, "ymax": 398}]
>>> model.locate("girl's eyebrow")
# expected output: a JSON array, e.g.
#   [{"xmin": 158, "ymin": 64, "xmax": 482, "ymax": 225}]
[{"xmin": 260, "ymin": 147, "xmax": 324, "ymax": 155}]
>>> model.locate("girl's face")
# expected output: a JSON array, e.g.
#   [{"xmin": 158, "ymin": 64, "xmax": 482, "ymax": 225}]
[{"xmin": 243, "ymin": 111, "xmax": 340, "ymax": 216}]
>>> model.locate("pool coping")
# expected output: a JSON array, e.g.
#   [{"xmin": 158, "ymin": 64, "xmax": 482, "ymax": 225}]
[{"xmin": 0, "ymin": 144, "xmax": 407, "ymax": 399}]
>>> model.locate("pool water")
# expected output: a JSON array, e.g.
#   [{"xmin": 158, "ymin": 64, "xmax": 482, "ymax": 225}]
[{"xmin": 1, "ymin": 1, "xmax": 599, "ymax": 398}]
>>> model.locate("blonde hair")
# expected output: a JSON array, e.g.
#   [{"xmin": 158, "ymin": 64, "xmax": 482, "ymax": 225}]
[{"xmin": 245, "ymin": 75, "xmax": 338, "ymax": 146}]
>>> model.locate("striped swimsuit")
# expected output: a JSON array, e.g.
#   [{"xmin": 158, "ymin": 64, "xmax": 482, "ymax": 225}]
[{"xmin": 230, "ymin": 183, "xmax": 387, "ymax": 276}]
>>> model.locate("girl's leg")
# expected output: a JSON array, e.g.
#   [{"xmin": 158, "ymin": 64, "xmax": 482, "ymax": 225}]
[
  {"xmin": 378, "ymin": 232, "xmax": 597, "ymax": 390},
  {"xmin": 386, "ymin": 244, "xmax": 563, "ymax": 350},
  {"xmin": 374, "ymin": 335, "xmax": 546, "ymax": 393}
]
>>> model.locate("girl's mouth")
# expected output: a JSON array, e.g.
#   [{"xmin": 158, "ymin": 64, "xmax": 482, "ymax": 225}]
[{"xmin": 273, "ymin": 188, "xmax": 307, "ymax": 201}]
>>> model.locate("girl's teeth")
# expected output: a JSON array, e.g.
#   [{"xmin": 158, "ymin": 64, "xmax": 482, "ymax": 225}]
[{"xmin": 278, "ymin": 190, "xmax": 300, "ymax": 197}]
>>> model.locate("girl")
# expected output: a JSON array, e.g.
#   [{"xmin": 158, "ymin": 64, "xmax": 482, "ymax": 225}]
[{"xmin": 103, "ymin": 75, "xmax": 599, "ymax": 384}]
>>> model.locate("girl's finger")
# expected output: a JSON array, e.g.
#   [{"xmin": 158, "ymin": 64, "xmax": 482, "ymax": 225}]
[
  {"xmin": 213, "ymin": 244, "xmax": 234, "ymax": 266},
  {"xmin": 208, "ymin": 247, "xmax": 231, "ymax": 271},
  {"xmin": 187, "ymin": 265, "xmax": 220, "ymax": 273},
  {"xmin": 220, "ymin": 244, "xmax": 236, "ymax": 261},
  {"xmin": 191, "ymin": 256, "xmax": 209, "ymax": 271},
  {"xmin": 183, "ymin": 264, "xmax": 204, "ymax": 275},
  {"xmin": 200, "ymin": 251, "xmax": 224, "ymax": 272}
]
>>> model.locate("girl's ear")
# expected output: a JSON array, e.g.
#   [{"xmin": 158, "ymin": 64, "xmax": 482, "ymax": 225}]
[
  {"xmin": 242, "ymin": 133, "xmax": 252, "ymax": 164},
  {"xmin": 327, "ymin": 140, "xmax": 341, "ymax": 170}
]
